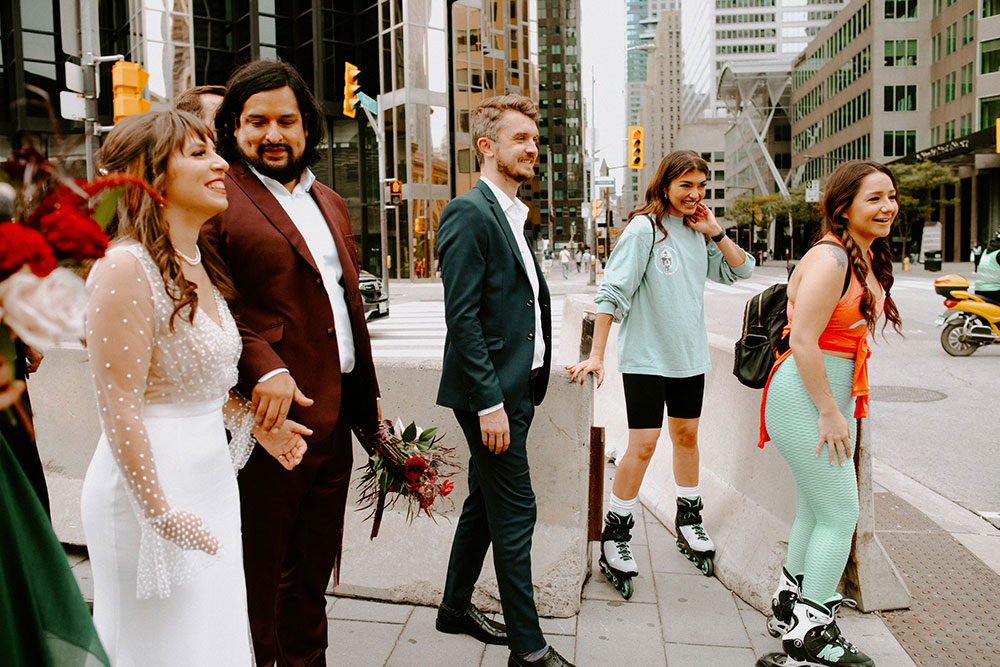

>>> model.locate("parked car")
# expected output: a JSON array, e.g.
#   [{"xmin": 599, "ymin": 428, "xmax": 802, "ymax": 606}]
[{"xmin": 359, "ymin": 270, "xmax": 389, "ymax": 320}]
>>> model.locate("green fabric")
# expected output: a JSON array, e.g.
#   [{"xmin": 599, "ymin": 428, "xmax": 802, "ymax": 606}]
[
  {"xmin": 595, "ymin": 214, "xmax": 754, "ymax": 377},
  {"xmin": 975, "ymin": 248, "xmax": 1000, "ymax": 292},
  {"xmin": 763, "ymin": 354, "xmax": 859, "ymax": 604},
  {"xmin": 0, "ymin": 433, "xmax": 109, "ymax": 666}
]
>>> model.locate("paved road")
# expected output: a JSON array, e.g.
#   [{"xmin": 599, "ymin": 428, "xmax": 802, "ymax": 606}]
[{"xmin": 378, "ymin": 260, "xmax": 1000, "ymax": 522}]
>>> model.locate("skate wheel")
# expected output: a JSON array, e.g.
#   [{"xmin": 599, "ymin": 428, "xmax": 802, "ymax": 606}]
[
  {"xmin": 699, "ymin": 557, "xmax": 714, "ymax": 577},
  {"xmin": 621, "ymin": 577, "xmax": 633, "ymax": 600},
  {"xmin": 753, "ymin": 652, "xmax": 788, "ymax": 667}
]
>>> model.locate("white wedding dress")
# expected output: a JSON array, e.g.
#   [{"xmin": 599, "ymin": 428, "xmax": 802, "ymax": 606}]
[{"xmin": 80, "ymin": 242, "xmax": 255, "ymax": 666}]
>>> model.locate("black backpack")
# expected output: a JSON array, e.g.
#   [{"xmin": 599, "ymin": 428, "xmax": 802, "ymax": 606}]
[{"xmin": 733, "ymin": 240, "xmax": 851, "ymax": 389}]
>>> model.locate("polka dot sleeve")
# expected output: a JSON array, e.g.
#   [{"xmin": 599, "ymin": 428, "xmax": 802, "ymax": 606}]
[
  {"xmin": 222, "ymin": 390, "xmax": 256, "ymax": 471},
  {"xmin": 86, "ymin": 251, "xmax": 219, "ymax": 599}
]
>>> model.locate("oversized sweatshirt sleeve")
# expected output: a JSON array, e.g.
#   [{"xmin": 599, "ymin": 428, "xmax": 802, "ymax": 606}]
[
  {"xmin": 594, "ymin": 218, "xmax": 655, "ymax": 322},
  {"xmin": 706, "ymin": 241, "xmax": 755, "ymax": 285}
]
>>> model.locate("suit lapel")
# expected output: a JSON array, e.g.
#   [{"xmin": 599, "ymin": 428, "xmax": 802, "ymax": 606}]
[
  {"xmin": 228, "ymin": 162, "xmax": 321, "ymax": 275},
  {"xmin": 475, "ymin": 180, "xmax": 529, "ymax": 279},
  {"xmin": 312, "ymin": 187, "xmax": 360, "ymax": 291}
]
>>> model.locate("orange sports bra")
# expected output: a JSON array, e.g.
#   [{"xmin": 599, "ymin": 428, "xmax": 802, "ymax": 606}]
[{"xmin": 757, "ymin": 234, "xmax": 885, "ymax": 448}]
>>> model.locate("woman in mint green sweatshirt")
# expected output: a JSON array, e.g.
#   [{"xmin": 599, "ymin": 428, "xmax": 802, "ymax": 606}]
[{"xmin": 567, "ymin": 150, "xmax": 753, "ymax": 597}]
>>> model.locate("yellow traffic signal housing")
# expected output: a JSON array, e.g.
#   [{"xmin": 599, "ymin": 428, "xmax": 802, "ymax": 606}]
[
  {"xmin": 389, "ymin": 179, "xmax": 402, "ymax": 206},
  {"xmin": 111, "ymin": 61, "xmax": 151, "ymax": 124},
  {"xmin": 591, "ymin": 199, "xmax": 605, "ymax": 219},
  {"xmin": 628, "ymin": 126, "xmax": 644, "ymax": 170},
  {"xmin": 344, "ymin": 62, "xmax": 361, "ymax": 118}
]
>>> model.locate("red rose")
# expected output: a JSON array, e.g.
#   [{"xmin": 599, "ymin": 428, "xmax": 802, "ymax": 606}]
[
  {"xmin": 403, "ymin": 456, "xmax": 428, "ymax": 483},
  {"xmin": 440, "ymin": 480, "xmax": 454, "ymax": 497},
  {"xmin": 38, "ymin": 205, "xmax": 108, "ymax": 261},
  {"xmin": 0, "ymin": 222, "xmax": 57, "ymax": 280}
]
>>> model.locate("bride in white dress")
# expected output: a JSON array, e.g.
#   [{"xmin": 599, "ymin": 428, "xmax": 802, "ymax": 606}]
[{"xmin": 80, "ymin": 110, "xmax": 310, "ymax": 666}]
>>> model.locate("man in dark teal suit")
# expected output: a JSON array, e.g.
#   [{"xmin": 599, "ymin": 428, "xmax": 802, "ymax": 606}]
[{"xmin": 433, "ymin": 96, "xmax": 572, "ymax": 667}]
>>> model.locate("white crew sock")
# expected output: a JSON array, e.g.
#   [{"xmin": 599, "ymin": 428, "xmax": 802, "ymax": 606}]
[
  {"xmin": 676, "ymin": 484, "xmax": 700, "ymax": 500},
  {"xmin": 608, "ymin": 492, "xmax": 637, "ymax": 517}
]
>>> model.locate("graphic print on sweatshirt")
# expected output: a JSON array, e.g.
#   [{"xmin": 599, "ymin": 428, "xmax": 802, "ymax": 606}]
[{"xmin": 654, "ymin": 240, "xmax": 679, "ymax": 277}]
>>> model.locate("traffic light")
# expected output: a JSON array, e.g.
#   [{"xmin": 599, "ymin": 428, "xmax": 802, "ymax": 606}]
[
  {"xmin": 111, "ymin": 61, "xmax": 150, "ymax": 124},
  {"xmin": 628, "ymin": 126, "xmax": 643, "ymax": 170},
  {"xmin": 343, "ymin": 62, "xmax": 361, "ymax": 118},
  {"xmin": 389, "ymin": 180, "xmax": 402, "ymax": 206},
  {"xmin": 591, "ymin": 199, "xmax": 605, "ymax": 219}
]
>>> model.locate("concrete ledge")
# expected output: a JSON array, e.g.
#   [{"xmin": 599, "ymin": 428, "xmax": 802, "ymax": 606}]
[
  {"xmin": 558, "ymin": 299, "xmax": 910, "ymax": 614},
  {"xmin": 29, "ymin": 345, "xmax": 594, "ymax": 618}
]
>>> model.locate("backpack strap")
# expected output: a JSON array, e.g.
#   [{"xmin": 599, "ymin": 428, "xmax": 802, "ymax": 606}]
[{"xmin": 815, "ymin": 239, "xmax": 852, "ymax": 297}]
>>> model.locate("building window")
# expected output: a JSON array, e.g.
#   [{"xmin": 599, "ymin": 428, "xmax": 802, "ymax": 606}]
[
  {"xmin": 884, "ymin": 39, "xmax": 917, "ymax": 66},
  {"xmin": 961, "ymin": 113, "xmax": 973, "ymax": 136},
  {"xmin": 981, "ymin": 95, "xmax": 1000, "ymax": 129},
  {"xmin": 982, "ymin": 38, "xmax": 1000, "ymax": 74},
  {"xmin": 714, "ymin": 188, "xmax": 725, "ymax": 199},
  {"xmin": 961, "ymin": 62, "xmax": 974, "ymax": 95},
  {"xmin": 945, "ymin": 71, "xmax": 956, "ymax": 103},
  {"xmin": 933, "ymin": 0, "xmax": 941, "ymax": 16},
  {"xmin": 931, "ymin": 126, "xmax": 940, "ymax": 145},
  {"xmin": 931, "ymin": 33, "xmax": 941, "ymax": 63},
  {"xmin": 883, "ymin": 130, "xmax": 916, "ymax": 157},
  {"xmin": 962, "ymin": 11, "xmax": 975, "ymax": 45},
  {"xmin": 944, "ymin": 119, "xmax": 956, "ymax": 141},
  {"xmin": 931, "ymin": 79, "xmax": 941, "ymax": 109},
  {"xmin": 884, "ymin": 0, "xmax": 917, "ymax": 19},
  {"xmin": 945, "ymin": 23, "xmax": 957, "ymax": 55},
  {"xmin": 884, "ymin": 85, "xmax": 917, "ymax": 111},
  {"xmin": 985, "ymin": 0, "xmax": 1000, "ymax": 18}
]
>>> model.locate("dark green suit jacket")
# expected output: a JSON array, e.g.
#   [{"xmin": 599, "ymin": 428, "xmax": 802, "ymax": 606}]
[{"xmin": 436, "ymin": 180, "xmax": 552, "ymax": 413}]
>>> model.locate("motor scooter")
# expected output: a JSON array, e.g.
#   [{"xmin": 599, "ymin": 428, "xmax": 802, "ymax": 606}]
[{"xmin": 933, "ymin": 274, "xmax": 1000, "ymax": 356}]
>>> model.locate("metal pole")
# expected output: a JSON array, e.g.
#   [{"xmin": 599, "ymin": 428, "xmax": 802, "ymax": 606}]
[
  {"xmin": 363, "ymin": 104, "xmax": 389, "ymax": 297},
  {"xmin": 589, "ymin": 67, "xmax": 597, "ymax": 286},
  {"xmin": 547, "ymin": 144, "xmax": 554, "ymax": 252},
  {"xmin": 80, "ymin": 0, "xmax": 100, "ymax": 180}
]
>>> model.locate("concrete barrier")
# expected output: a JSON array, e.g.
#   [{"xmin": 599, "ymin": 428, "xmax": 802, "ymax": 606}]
[
  {"xmin": 29, "ymin": 344, "xmax": 594, "ymax": 618},
  {"xmin": 558, "ymin": 296, "xmax": 910, "ymax": 614}
]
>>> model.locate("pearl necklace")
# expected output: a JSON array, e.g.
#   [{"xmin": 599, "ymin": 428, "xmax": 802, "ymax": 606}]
[{"xmin": 176, "ymin": 245, "xmax": 202, "ymax": 266}]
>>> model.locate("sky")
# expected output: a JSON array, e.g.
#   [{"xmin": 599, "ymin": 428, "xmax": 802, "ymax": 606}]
[{"xmin": 579, "ymin": 0, "xmax": 627, "ymax": 191}]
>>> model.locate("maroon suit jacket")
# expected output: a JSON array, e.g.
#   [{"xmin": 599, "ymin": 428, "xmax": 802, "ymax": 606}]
[{"xmin": 203, "ymin": 162, "xmax": 379, "ymax": 442}]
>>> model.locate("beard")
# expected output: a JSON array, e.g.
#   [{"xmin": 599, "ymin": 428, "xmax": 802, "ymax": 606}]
[
  {"xmin": 497, "ymin": 154, "xmax": 534, "ymax": 184},
  {"xmin": 241, "ymin": 142, "xmax": 311, "ymax": 184}
]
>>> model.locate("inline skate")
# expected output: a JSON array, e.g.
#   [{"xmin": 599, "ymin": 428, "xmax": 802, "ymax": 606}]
[
  {"xmin": 755, "ymin": 596, "xmax": 874, "ymax": 667},
  {"xmin": 598, "ymin": 511, "xmax": 639, "ymax": 599},
  {"xmin": 675, "ymin": 496, "xmax": 715, "ymax": 576},
  {"xmin": 766, "ymin": 567, "xmax": 804, "ymax": 637}
]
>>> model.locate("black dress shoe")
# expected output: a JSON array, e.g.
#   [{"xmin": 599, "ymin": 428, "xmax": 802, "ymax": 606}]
[
  {"xmin": 507, "ymin": 646, "xmax": 575, "ymax": 667},
  {"xmin": 435, "ymin": 603, "xmax": 508, "ymax": 645}
]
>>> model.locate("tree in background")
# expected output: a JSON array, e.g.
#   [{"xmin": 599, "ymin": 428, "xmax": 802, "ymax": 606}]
[
  {"xmin": 888, "ymin": 161, "xmax": 957, "ymax": 257},
  {"xmin": 771, "ymin": 185, "xmax": 824, "ymax": 259},
  {"xmin": 728, "ymin": 193, "xmax": 776, "ymax": 257}
]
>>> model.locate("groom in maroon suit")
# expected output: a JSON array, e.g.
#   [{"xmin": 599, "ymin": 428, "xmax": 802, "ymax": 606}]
[{"xmin": 204, "ymin": 59, "xmax": 380, "ymax": 666}]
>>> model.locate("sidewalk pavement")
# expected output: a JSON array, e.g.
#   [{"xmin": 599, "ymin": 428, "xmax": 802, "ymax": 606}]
[{"xmin": 65, "ymin": 462, "xmax": 926, "ymax": 666}]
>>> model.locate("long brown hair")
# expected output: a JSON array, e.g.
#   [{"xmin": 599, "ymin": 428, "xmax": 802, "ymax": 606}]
[
  {"xmin": 627, "ymin": 150, "xmax": 709, "ymax": 241},
  {"xmin": 820, "ymin": 160, "xmax": 902, "ymax": 336},
  {"xmin": 98, "ymin": 110, "xmax": 237, "ymax": 330}
]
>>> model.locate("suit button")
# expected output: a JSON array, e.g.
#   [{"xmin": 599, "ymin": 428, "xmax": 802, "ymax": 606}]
[
  {"xmin": 527, "ymin": 298, "xmax": 534, "ymax": 307},
  {"xmin": 527, "ymin": 332, "xmax": 534, "ymax": 341},
  {"xmin": 326, "ymin": 326, "xmax": 335, "ymax": 336},
  {"xmin": 315, "ymin": 277, "xmax": 323, "ymax": 286}
]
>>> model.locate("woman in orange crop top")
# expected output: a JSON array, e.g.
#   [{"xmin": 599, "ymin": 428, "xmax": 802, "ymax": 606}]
[{"xmin": 755, "ymin": 161, "xmax": 903, "ymax": 667}]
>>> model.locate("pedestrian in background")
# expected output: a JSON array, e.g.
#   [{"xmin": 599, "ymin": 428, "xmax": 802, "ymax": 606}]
[
  {"xmin": 559, "ymin": 246, "xmax": 571, "ymax": 279},
  {"xmin": 973, "ymin": 235, "xmax": 1000, "ymax": 304},
  {"xmin": 435, "ymin": 94, "xmax": 573, "ymax": 667},
  {"xmin": 567, "ymin": 150, "xmax": 754, "ymax": 598},
  {"xmin": 971, "ymin": 240, "xmax": 984, "ymax": 272},
  {"xmin": 582, "ymin": 247, "xmax": 592, "ymax": 272},
  {"xmin": 756, "ymin": 160, "xmax": 902, "ymax": 667},
  {"xmin": 575, "ymin": 248, "xmax": 583, "ymax": 272}
]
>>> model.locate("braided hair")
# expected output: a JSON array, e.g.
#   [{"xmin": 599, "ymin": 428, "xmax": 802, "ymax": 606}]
[{"xmin": 819, "ymin": 160, "xmax": 903, "ymax": 337}]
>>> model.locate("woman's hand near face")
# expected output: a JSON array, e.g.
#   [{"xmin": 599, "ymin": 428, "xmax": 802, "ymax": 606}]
[{"xmin": 686, "ymin": 203, "xmax": 723, "ymax": 237}]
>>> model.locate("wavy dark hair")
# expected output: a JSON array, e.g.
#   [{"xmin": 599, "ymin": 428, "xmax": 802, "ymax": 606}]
[
  {"xmin": 819, "ymin": 160, "xmax": 902, "ymax": 336},
  {"xmin": 214, "ymin": 58, "xmax": 325, "ymax": 165},
  {"xmin": 98, "ymin": 110, "xmax": 237, "ymax": 331},
  {"xmin": 627, "ymin": 150, "xmax": 709, "ymax": 242}
]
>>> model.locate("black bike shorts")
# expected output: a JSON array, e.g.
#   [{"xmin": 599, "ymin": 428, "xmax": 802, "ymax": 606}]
[{"xmin": 622, "ymin": 373, "xmax": 705, "ymax": 428}]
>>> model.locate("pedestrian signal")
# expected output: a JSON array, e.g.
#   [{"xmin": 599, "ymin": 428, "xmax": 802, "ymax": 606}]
[
  {"xmin": 344, "ymin": 62, "xmax": 361, "ymax": 118},
  {"xmin": 628, "ymin": 126, "xmax": 643, "ymax": 170},
  {"xmin": 591, "ymin": 199, "xmax": 605, "ymax": 219},
  {"xmin": 111, "ymin": 61, "xmax": 150, "ymax": 124},
  {"xmin": 389, "ymin": 180, "xmax": 402, "ymax": 206}
]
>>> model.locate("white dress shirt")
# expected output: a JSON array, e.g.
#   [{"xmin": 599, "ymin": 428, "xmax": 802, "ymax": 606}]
[
  {"xmin": 477, "ymin": 176, "xmax": 546, "ymax": 416},
  {"xmin": 251, "ymin": 166, "xmax": 356, "ymax": 375}
]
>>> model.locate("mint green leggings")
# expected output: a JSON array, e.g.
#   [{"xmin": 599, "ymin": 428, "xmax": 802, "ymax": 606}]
[{"xmin": 764, "ymin": 354, "xmax": 859, "ymax": 605}]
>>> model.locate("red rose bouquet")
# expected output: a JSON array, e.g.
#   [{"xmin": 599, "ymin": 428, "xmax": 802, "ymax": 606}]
[{"xmin": 353, "ymin": 418, "xmax": 459, "ymax": 538}]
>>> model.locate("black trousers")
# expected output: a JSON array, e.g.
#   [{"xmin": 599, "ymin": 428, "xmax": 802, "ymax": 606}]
[{"xmin": 442, "ymin": 381, "xmax": 545, "ymax": 654}]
